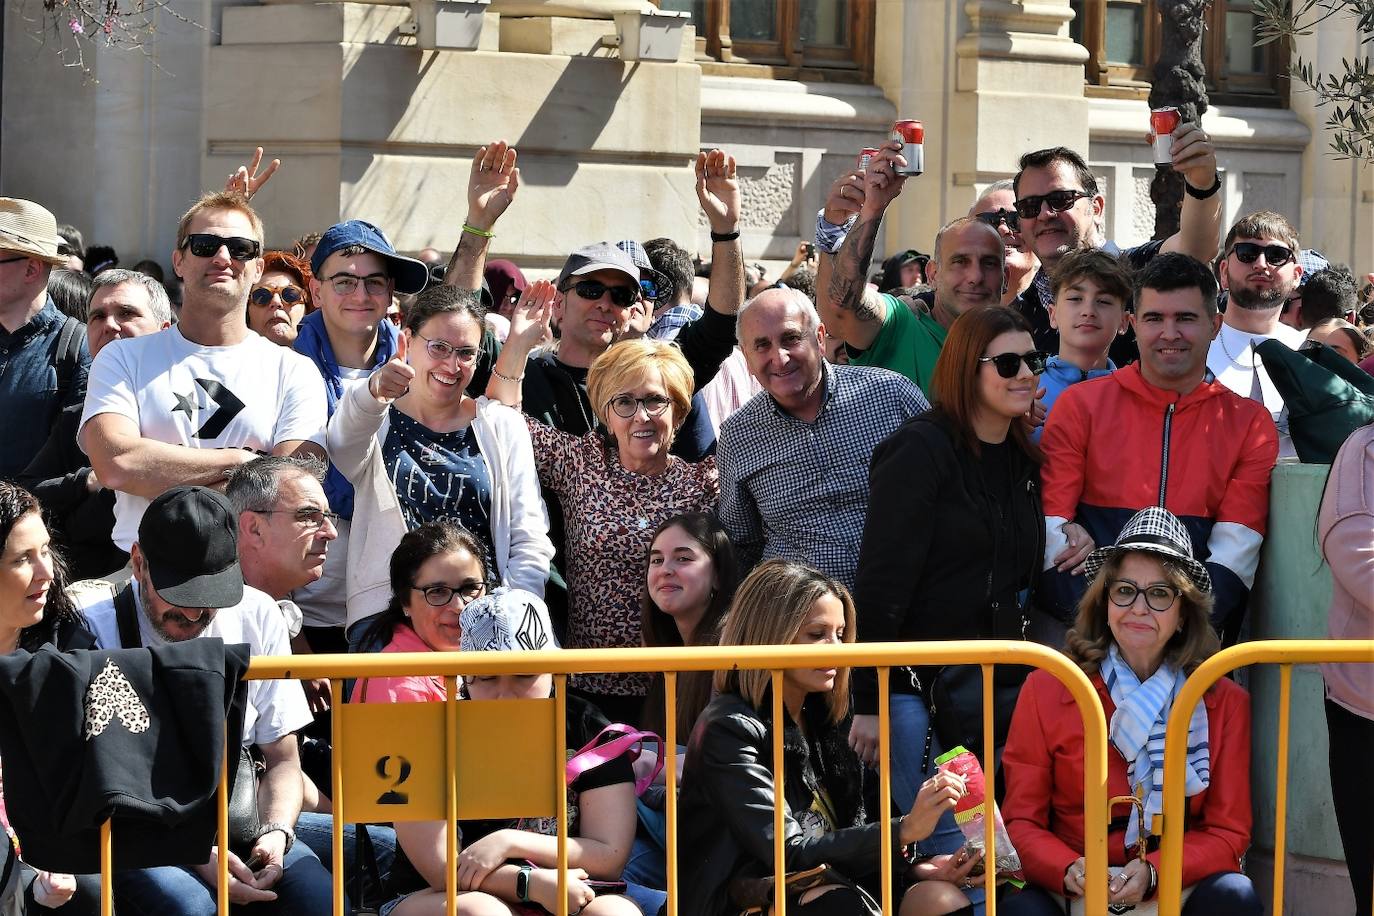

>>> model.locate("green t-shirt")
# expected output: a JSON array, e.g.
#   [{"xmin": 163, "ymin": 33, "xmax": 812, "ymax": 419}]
[{"xmin": 849, "ymin": 292, "xmax": 946, "ymax": 397}]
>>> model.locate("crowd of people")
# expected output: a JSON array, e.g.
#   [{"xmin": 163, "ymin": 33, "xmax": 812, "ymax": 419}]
[{"xmin": 0, "ymin": 122, "xmax": 1369, "ymax": 916}]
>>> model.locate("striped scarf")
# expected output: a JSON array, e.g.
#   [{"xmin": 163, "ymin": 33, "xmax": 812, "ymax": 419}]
[{"xmin": 1102, "ymin": 645, "xmax": 1210, "ymax": 851}]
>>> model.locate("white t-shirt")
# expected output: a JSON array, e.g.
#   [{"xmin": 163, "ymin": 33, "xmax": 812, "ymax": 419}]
[
  {"xmin": 79, "ymin": 326, "xmax": 327, "ymax": 550},
  {"xmin": 77, "ymin": 579, "xmax": 312, "ymax": 747}
]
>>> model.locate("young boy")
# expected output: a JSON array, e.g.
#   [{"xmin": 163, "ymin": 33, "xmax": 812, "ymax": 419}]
[{"xmin": 1034, "ymin": 248, "xmax": 1134, "ymax": 442}]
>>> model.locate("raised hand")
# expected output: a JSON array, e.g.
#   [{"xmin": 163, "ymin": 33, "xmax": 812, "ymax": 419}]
[
  {"xmin": 224, "ymin": 147, "xmax": 280, "ymax": 201},
  {"xmin": 467, "ymin": 141, "xmax": 520, "ymax": 232},
  {"xmin": 368, "ymin": 331, "xmax": 416, "ymax": 403},
  {"xmin": 508, "ymin": 279, "xmax": 556, "ymax": 355},
  {"xmin": 1168, "ymin": 123, "xmax": 1218, "ymax": 192},
  {"xmin": 861, "ymin": 140, "xmax": 908, "ymax": 216},
  {"xmin": 696, "ymin": 149, "xmax": 741, "ymax": 234},
  {"xmin": 824, "ymin": 168, "xmax": 866, "ymax": 226}
]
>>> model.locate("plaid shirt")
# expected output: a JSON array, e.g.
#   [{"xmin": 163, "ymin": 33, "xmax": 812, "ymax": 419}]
[
  {"xmin": 716, "ymin": 363, "xmax": 929, "ymax": 589},
  {"xmin": 647, "ymin": 303, "xmax": 704, "ymax": 342}
]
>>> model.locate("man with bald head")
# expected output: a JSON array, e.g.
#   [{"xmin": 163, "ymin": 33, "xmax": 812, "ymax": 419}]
[
  {"xmin": 716, "ymin": 288, "xmax": 928, "ymax": 588},
  {"xmin": 815, "ymin": 143, "xmax": 1004, "ymax": 396},
  {"xmin": 968, "ymin": 178, "xmax": 1039, "ymax": 306}
]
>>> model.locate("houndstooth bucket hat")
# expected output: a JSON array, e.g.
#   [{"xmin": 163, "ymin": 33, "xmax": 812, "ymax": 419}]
[{"xmin": 1081, "ymin": 506, "xmax": 1212, "ymax": 594}]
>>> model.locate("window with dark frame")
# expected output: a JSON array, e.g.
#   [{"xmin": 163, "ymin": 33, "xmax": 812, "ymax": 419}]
[
  {"xmin": 656, "ymin": 0, "xmax": 873, "ymax": 82},
  {"xmin": 1070, "ymin": 0, "xmax": 1286, "ymax": 106}
]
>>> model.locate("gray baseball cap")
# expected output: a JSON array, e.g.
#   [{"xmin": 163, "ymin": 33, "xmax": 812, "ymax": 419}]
[{"xmin": 555, "ymin": 242, "xmax": 640, "ymax": 289}]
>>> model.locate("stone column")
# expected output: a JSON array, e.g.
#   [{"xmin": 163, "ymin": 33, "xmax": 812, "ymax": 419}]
[{"xmin": 870, "ymin": 0, "xmax": 1089, "ymax": 254}]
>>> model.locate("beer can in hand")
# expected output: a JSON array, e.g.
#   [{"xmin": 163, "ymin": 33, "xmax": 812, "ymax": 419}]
[
  {"xmin": 1150, "ymin": 107, "xmax": 1181, "ymax": 167},
  {"xmin": 891, "ymin": 120, "xmax": 924, "ymax": 177},
  {"xmin": 858, "ymin": 147, "xmax": 880, "ymax": 170}
]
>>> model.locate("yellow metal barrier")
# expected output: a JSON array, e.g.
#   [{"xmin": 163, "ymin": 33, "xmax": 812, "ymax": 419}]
[
  {"xmin": 1159, "ymin": 639, "xmax": 1374, "ymax": 916},
  {"xmin": 95, "ymin": 640, "xmax": 1111, "ymax": 916}
]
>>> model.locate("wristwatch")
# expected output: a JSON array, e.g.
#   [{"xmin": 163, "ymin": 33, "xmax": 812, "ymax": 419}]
[
  {"xmin": 256, "ymin": 822, "xmax": 296, "ymax": 855},
  {"xmin": 516, "ymin": 864, "xmax": 534, "ymax": 902}
]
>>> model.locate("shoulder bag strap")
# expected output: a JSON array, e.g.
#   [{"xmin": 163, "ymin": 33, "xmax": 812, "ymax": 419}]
[{"xmin": 113, "ymin": 583, "xmax": 141, "ymax": 649}]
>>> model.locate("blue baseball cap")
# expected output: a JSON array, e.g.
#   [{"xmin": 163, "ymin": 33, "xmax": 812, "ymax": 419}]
[{"xmin": 311, "ymin": 220, "xmax": 430, "ymax": 295}]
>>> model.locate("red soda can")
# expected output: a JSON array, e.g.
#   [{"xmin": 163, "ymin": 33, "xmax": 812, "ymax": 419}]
[
  {"xmin": 1151, "ymin": 107, "xmax": 1181, "ymax": 166},
  {"xmin": 858, "ymin": 147, "xmax": 880, "ymax": 170},
  {"xmin": 891, "ymin": 120, "xmax": 924, "ymax": 176}
]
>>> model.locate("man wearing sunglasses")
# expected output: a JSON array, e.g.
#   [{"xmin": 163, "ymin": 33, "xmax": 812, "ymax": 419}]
[
  {"xmin": 1010, "ymin": 140, "xmax": 1221, "ymax": 359},
  {"xmin": 815, "ymin": 145, "xmax": 1005, "ymax": 395},
  {"xmin": 1207, "ymin": 211, "xmax": 1308, "ymax": 460},
  {"xmin": 80, "ymin": 191, "xmax": 328, "ymax": 558},
  {"xmin": 1041, "ymin": 252, "xmax": 1277, "ymax": 646},
  {"xmin": 0, "ymin": 196, "xmax": 92, "ymax": 481}
]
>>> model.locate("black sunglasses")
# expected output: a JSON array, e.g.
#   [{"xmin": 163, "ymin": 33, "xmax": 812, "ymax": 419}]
[
  {"xmin": 977, "ymin": 350, "xmax": 1049, "ymax": 378},
  {"xmin": 975, "ymin": 208, "xmax": 1020, "ymax": 231},
  {"xmin": 249, "ymin": 285, "xmax": 306, "ymax": 307},
  {"xmin": 1227, "ymin": 241, "xmax": 1294, "ymax": 267},
  {"xmin": 1012, "ymin": 189, "xmax": 1092, "ymax": 221},
  {"xmin": 562, "ymin": 279, "xmax": 640, "ymax": 308},
  {"xmin": 180, "ymin": 233, "xmax": 261, "ymax": 261}
]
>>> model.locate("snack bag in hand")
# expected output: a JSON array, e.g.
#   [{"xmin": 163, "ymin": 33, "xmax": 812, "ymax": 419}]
[{"xmin": 935, "ymin": 746, "xmax": 1024, "ymax": 883}]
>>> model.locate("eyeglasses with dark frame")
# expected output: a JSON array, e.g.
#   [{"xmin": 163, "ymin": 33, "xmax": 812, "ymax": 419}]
[
  {"xmin": 975, "ymin": 208, "xmax": 1020, "ymax": 231},
  {"xmin": 180, "ymin": 234, "xmax": 262, "ymax": 262},
  {"xmin": 606, "ymin": 393, "xmax": 673, "ymax": 419},
  {"xmin": 410, "ymin": 580, "xmax": 488, "ymax": 607},
  {"xmin": 250, "ymin": 507, "xmax": 341, "ymax": 532},
  {"xmin": 249, "ymin": 285, "xmax": 307, "ymax": 307},
  {"xmin": 327, "ymin": 272, "xmax": 391, "ymax": 297},
  {"xmin": 415, "ymin": 334, "xmax": 481, "ymax": 364},
  {"xmin": 1012, "ymin": 190, "xmax": 1093, "ymax": 221},
  {"xmin": 1107, "ymin": 579, "xmax": 1181, "ymax": 613},
  {"xmin": 561, "ymin": 279, "xmax": 640, "ymax": 309},
  {"xmin": 1226, "ymin": 242, "xmax": 1295, "ymax": 267},
  {"xmin": 977, "ymin": 350, "xmax": 1049, "ymax": 379}
]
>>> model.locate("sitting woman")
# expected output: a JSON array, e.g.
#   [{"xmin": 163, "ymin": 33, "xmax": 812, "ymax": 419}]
[
  {"xmin": 1001, "ymin": 506, "xmax": 1260, "ymax": 916},
  {"xmin": 679, "ymin": 559, "xmax": 975, "ymax": 916},
  {"xmin": 639, "ymin": 512, "xmax": 738, "ymax": 738},
  {"xmin": 368, "ymin": 585, "xmax": 645, "ymax": 916},
  {"xmin": 0, "ymin": 481, "xmax": 99, "ymax": 914},
  {"xmin": 328, "ymin": 284, "xmax": 554, "ymax": 638},
  {"xmin": 489, "ymin": 287, "xmax": 719, "ymax": 726}
]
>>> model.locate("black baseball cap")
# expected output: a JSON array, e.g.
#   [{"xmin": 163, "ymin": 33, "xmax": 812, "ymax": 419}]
[{"xmin": 137, "ymin": 486, "xmax": 244, "ymax": 609}]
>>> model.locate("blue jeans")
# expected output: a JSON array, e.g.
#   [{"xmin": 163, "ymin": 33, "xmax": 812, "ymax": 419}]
[
  {"xmin": 295, "ymin": 813, "xmax": 398, "ymax": 907},
  {"xmin": 999, "ymin": 871, "xmax": 1262, "ymax": 916},
  {"xmin": 113, "ymin": 838, "xmax": 342, "ymax": 916},
  {"xmin": 889, "ymin": 692, "xmax": 985, "ymax": 914}
]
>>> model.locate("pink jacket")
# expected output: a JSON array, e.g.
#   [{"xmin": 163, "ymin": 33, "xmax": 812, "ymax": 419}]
[{"xmin": 1318, "ymin": 423, "xmax": 1374, "ymax": 720}]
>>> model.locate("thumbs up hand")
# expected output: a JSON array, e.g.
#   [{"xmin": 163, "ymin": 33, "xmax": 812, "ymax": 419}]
[{"xmin": 368, "ymin": 331, "xmax": 416, "ymax": 403}]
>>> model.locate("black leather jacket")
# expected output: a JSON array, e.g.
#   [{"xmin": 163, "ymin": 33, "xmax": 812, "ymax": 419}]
[{"xmin": 678, "ymin": 692, "xmax": 904, "ymax": 916}]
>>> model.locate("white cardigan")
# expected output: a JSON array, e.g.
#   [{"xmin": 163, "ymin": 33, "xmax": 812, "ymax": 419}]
[{"xmin": 326, "ymin": 381, "xmax": 554, "ymax": 629}]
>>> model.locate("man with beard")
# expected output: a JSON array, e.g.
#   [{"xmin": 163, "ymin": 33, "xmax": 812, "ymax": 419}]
[
  {"xmin": 815, "ymin": 142, "xmax": 1005, "ymax": 396},
  {"xmin": 1207, "ymin": 211, "xmax": 1307, "ymax": 458},
  {"xmin": 79, "ymin": 192, "xmax": 327, "ymax": 556}
]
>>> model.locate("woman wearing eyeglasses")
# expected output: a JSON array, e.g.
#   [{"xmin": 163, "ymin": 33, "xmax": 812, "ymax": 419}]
[
  {"xmin": 248, "ymin": 250, "xmax": 314, "ymax": 347},
  {"xmin": 849, "ymin": 307, "xmax": 1065, "ymax": 909},
  {"xmin": 489, "ymin": 286, "xmax": 719, "ymax": 725},
  {"xmin": 327, "ymin": 284, "xmax": 555, "ymax": 640},
  {"xmin": 1000, "ymin": 507, "xmax": 1259, "ymax": 916}
]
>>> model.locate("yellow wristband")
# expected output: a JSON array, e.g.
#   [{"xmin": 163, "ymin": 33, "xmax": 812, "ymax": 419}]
[{"xmin": 462, "ymin": 223, "xmax": 495, "ymax": 238}]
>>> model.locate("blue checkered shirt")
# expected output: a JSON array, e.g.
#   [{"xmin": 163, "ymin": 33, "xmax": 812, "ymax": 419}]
[
  {"xmin": 647, "ymin": 303, "xmax": 704, "ymax": 342},
  {"xmin": 716, "ymin": 363, "xmax": 930, "ymax": 589}
]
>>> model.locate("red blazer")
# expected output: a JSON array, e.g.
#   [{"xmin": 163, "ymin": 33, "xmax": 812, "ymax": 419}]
[{"xmin": 1002, "ymin": 668, "xmax": 1252, "ymax": 894}]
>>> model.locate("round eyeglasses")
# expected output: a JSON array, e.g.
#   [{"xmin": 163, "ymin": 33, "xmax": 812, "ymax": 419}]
[{"xmin": 1107, "ymin": 579, "xmax": 1181, "ymax": 612}]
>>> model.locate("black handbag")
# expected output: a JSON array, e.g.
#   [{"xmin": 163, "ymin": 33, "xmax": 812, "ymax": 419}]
[
  {"xmin": 113, "ymin": 584, "xmax": 261, "ymax": 855},
  {"xmin": 926, "ymin": 663, "xmax": 1029, "ymax": 768}
]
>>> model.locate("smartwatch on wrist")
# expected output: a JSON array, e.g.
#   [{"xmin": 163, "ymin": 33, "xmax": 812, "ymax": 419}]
[{"xmin": 516, "ymin": 865, "xmax": 534, "ymax": 902}]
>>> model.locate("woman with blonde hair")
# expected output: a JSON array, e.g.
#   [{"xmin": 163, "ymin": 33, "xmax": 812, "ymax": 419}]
[
  {"xmin": 1001, "ymin": 506, "xmax": 1260, "ymax": 915},
  {"xmin": 678, "ymin": 559, "xmax": 975, "ymax": 916},
  {"xmin": 489, "ymin": 286, "xmax": 719, "ymax": 725}
]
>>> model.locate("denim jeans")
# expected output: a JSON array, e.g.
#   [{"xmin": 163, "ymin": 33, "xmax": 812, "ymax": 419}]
[
  {"xmin": 889, "ymin": 691, "xmax": 985, "ymax": 915},
  {"xmin": 113, "ymin": 838, "xmax": 341, "ymax": 916},
  {"xmin": 999, "ymin": 871, "xmax": 1262, "ymax": 916},
  {"xmin": 295, "ymin": 813, "xmax": 398, "ymax": 908}
]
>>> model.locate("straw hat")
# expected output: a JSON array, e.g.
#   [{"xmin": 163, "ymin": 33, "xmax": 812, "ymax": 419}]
[{"xmin": 0, "ymin": 198, "xmax": 67, "ymax": 266}]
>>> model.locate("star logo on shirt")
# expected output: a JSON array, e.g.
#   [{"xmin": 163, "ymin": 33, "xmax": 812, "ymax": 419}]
[{"xmin": 170, "ymin": 379, "xmax": 246, "ymax": 440}]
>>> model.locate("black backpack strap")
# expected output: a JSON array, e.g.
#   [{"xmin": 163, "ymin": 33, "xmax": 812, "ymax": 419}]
[
  {"xmin": 53, "ymin": 316, "xmax": 83, "ymax": 405},
  {"xmin": 113, "ymin": 583, "xmax": 141, "ymax": 649}
]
